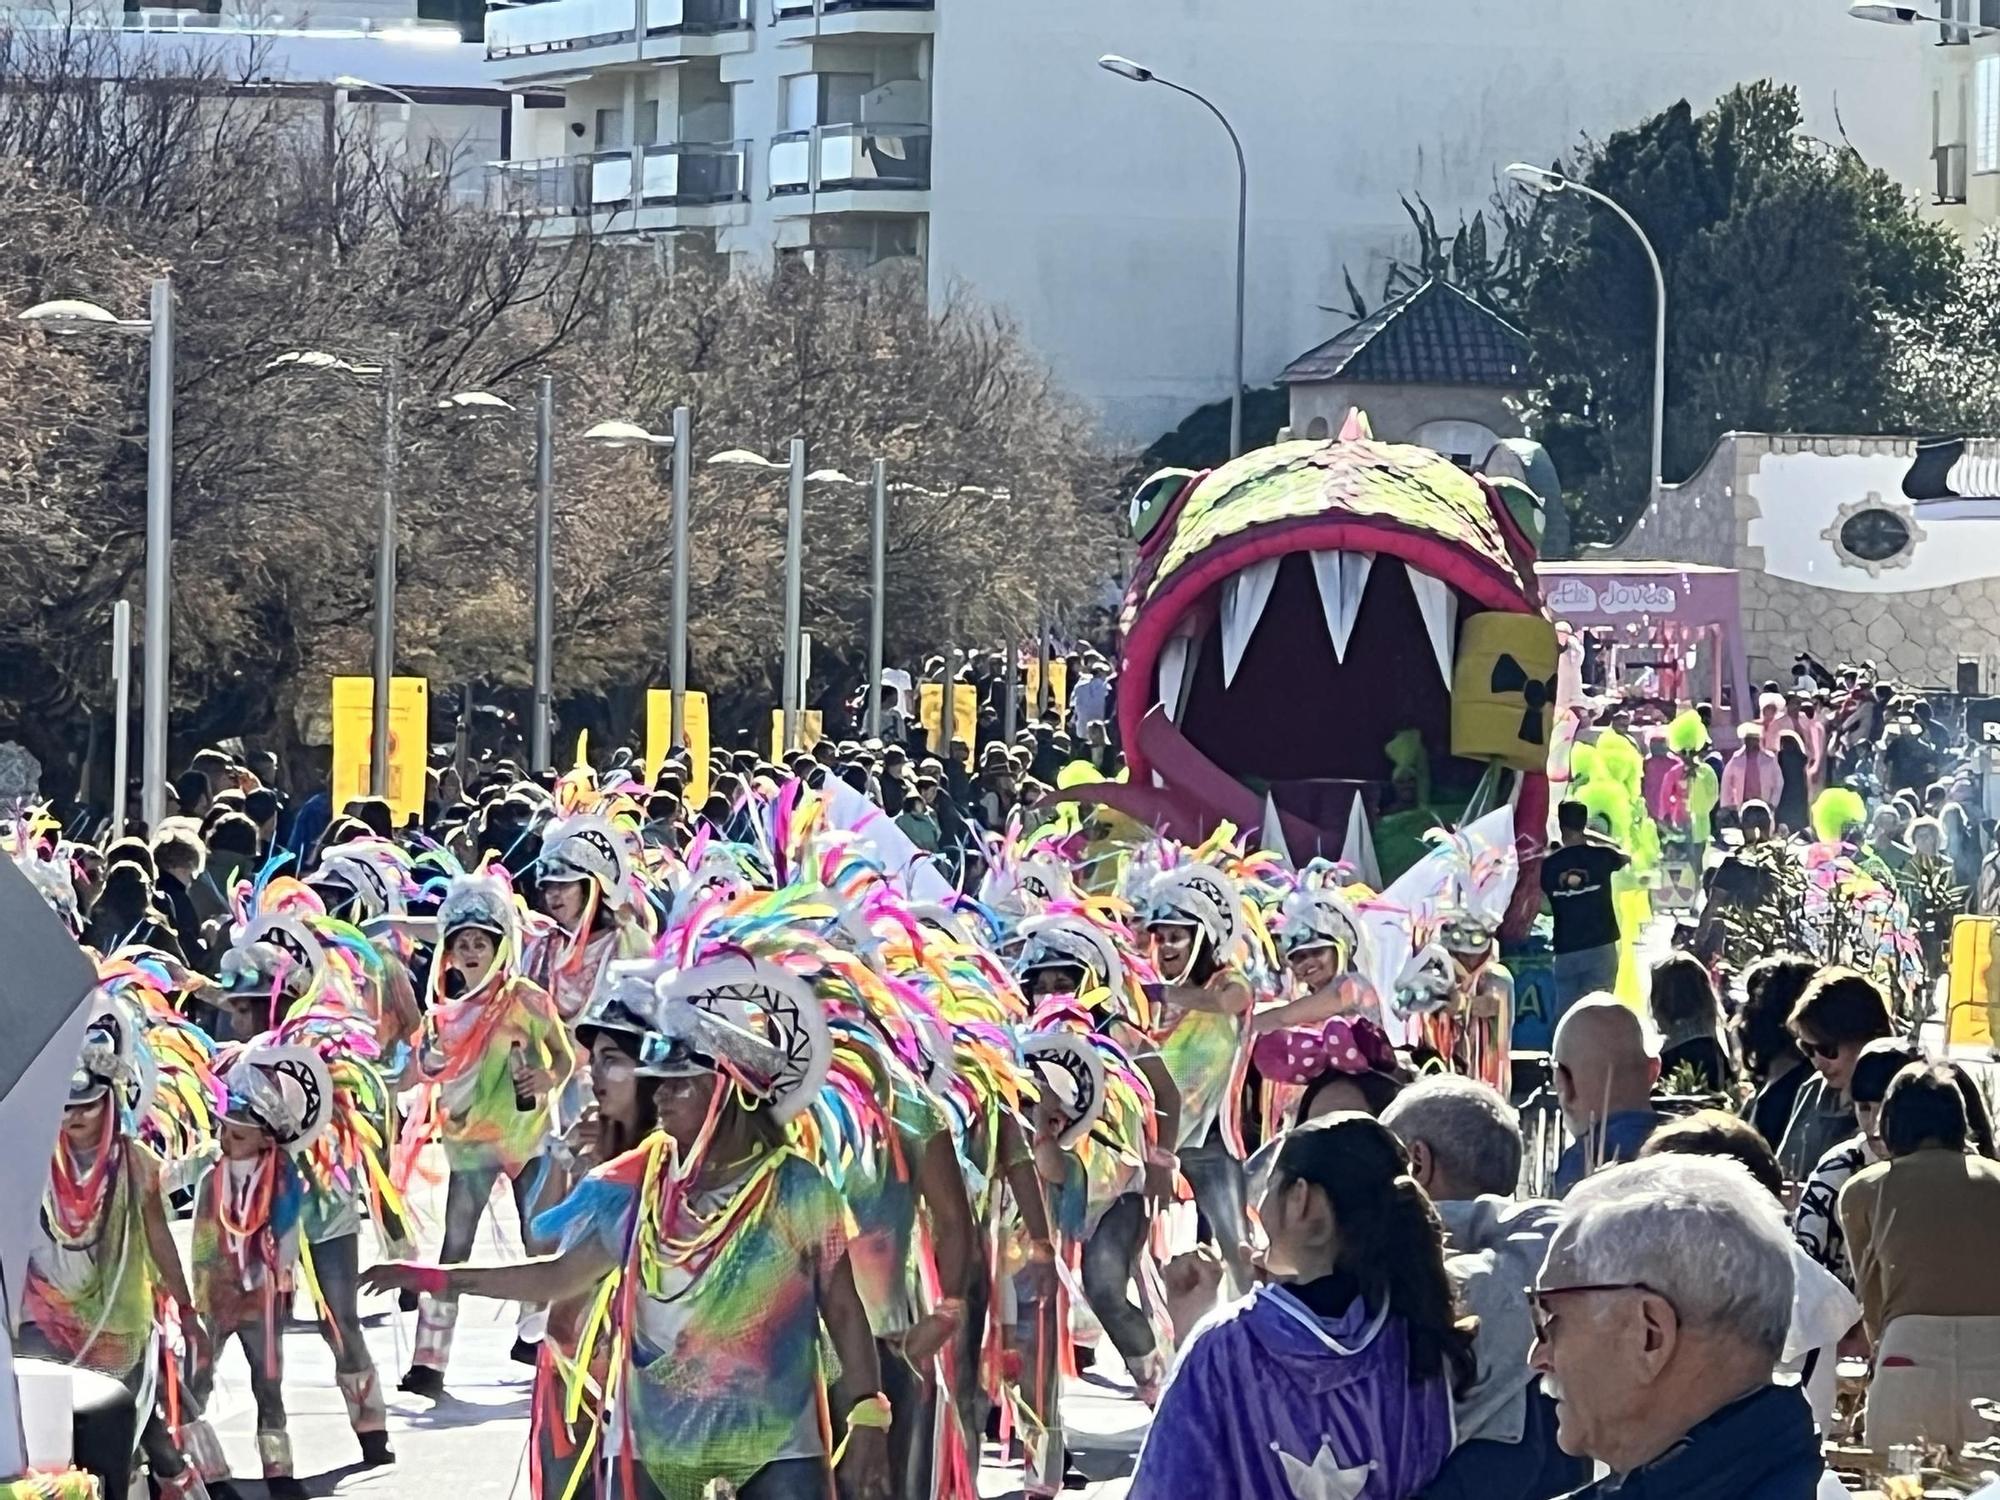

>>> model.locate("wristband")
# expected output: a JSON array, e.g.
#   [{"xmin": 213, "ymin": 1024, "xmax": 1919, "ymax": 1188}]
[
  {"xmin": 845, "ymin": 1392, "xmax": 892, "ymax": 1431},
  {"xmin": 406, "ymin": 1264, "xmax": 451, "ymax": 1297}
]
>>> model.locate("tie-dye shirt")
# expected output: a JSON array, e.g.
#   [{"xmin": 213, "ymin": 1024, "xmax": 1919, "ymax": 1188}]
[
  {"xmin": 537, "ymin": 1144, "xmax": 848, "ymax": 1500},
  {"xmin": 25, "ymin": 1142, "xmax": 162, "ymax": 1378},
  {"xmin": 423, "ymin": 974, "xmax": 574, "ymax": 1173},
  {"xmin": 1156, "ymin": 979, "xmax": 1245, "ymax": 1150},
  {"xmin": 841, "ymin": 1077, "xmax": 949, "ymax": 1337}
]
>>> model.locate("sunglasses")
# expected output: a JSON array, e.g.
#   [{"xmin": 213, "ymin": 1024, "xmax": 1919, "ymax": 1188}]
[
  {"xmin": 1528, "ymin": 1281, "xmax": 1671, "ymax": 1342},
  {"xmin": 1797, "ymin": 1037, "xmax": 1843, "ymax": 1061}
]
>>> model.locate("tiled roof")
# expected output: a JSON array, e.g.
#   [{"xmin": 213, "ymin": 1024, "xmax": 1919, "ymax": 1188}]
[{"xmin": 1280, "ymin": 279, "xmax": 1532, "ymax": 388}]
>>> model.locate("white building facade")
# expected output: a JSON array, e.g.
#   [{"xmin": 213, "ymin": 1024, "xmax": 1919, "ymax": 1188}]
[
  {"xmin": 0, "ymin": 0, "xmax": 522, "ymax": 200},
  {"xmin": 122, "ymin": 0, "xmax": 1932, "ymax": 450}
]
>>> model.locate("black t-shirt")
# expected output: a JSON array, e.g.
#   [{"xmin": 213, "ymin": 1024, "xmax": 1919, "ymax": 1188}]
[
  {"xmin": 1540, "ymin": 840, "xmax": 1628, "ymax": 953},
  {"xmin": 1882, "ymin": 731, "xmax": 1938, "ymax": 793}
]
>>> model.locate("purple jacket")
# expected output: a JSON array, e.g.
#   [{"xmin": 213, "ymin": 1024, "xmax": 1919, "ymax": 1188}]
[{"xmin": 1130, "ymin": 1284, "xmax": 1454, "ymax": 1500}]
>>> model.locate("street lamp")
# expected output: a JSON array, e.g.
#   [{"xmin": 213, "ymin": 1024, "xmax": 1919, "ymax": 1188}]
[
  {"xmin": 1847, "ymin": 1, "xmax": 2000, "ymax": 34},
  {"xmin": 584, "ymin": 409, "xmax": 692, "ymax": 757},
  {"xmin": 268, "ymin": 341, "xmax": 404, "ymax": 797},
  {"xmin": 440, "ymin": 382, "xmax": 565, "ymax": 776},
  {"xmin": 1099, "ymin": 54, "xmax": 1248, "ymax": 459},
  {"xmin": 710, "ymin": 442, "xmax": 809, "ymax": 754},
  {"xmin": 21, "ymin": 280, "xmax": 174, "ymax": 831},
  {"xmin": 1506, "ymin": 161, "xmax": 1667, "ymax": 515},
  {"xmin": 332, "ymin": 74, "xmax": 419, "ymax": 119}
]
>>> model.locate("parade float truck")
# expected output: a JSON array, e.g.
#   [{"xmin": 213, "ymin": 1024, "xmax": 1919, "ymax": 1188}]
[{"xmin": 1062, "ymin": 418, "xmax": 1560, "ymax": 946}]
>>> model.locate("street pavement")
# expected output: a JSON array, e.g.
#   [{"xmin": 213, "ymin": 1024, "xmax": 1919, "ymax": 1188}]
[{"xmin": 175, "ymin": 1172, "xmax": 1150, "ymax": 1500}]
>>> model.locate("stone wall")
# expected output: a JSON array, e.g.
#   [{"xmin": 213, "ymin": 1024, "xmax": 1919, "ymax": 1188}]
[
  {"xmin": 1738, "ymin": 571, "xmax": 2000, "ymax": 689},
  {"xmin": 1601, "ymin": 432, "xmax": 1755, "ymax": 568},
  {"xmin": 1606, "ymin": 432, "xmax": 2000, "ymax": 690}
]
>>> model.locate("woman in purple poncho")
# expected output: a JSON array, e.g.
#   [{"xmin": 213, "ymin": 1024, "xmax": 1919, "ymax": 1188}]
[{"xmin": 1131, "ymin": 1113, "xmax": 1474, "ymax": 1500}]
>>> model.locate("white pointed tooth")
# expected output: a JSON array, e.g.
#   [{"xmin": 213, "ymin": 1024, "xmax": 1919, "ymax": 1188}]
[
  {"xmin": 1343, "ymin": 793, "xmax": 1383, "ymax": 889},
  {"xmin": 1405, "ymin": 564, "xmax": 1458, "ymax": 691},
  {"xmin": 1309, "ymin": 551, "xmax": 1373, "ymax": 662},
  {"xmin": 1219, "ymin": 556, "xmax": 1281, "ymax": 688},
  {"xmin": 1157, "ymin": 633, "xmax": 1193, "ymax": 723},
  {"xmin": 1261, "ymin": 790, "xmax": 1292, "ymax": 863}
]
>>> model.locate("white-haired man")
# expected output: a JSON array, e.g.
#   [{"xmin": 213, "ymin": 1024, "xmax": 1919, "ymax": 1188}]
[
  {"xmin": 1384, "ymin": 1077, "xmax": 1587, "ymax": 1500},
  {"xmin": 1531, "ymin": 1154, "xmax": 1825, "ymax": 1498}
]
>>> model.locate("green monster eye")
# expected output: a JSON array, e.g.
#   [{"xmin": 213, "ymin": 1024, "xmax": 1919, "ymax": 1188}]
[{"xmin": 1126, "ymin": 468, "xmax": 1197, "ymax": 543}]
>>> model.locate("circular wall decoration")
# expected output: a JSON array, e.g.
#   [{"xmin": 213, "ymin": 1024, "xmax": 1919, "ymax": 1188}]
[{"xmin": 1823, "ymin": 493, "xmax": 1923, "ymax": 576}]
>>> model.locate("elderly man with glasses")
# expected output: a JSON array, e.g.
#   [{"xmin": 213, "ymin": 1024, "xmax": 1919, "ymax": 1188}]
[{"xmin": 1528, "ymin": 1154, "xmax": 1827, "ymax": 1499}]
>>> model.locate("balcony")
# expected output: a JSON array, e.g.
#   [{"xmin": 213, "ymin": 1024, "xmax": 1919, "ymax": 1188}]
[
  {"xmin": 486, "ymin": 0, "xmax": 748, "ymax": 68},
  {"xmin": 769, "ymin": 0, "xmax": 934, "ymax": 38},
  {"xmin": 1937, "ymin": 141, "xmax": 1969, "ymax": 204},
  {"xmin": 490, "ymin": 140, "xmax": 748, "ymax": 222},
  {"xmin": 770, "ymin": 122, "xmax": 930, "ymax": 200}
]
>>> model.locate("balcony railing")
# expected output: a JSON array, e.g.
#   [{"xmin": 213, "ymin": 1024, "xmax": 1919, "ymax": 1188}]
[
  {"xmin": 487, "ymin": 0, "xmax": 745, "ymax": 59},
  {"xmin": 490, "ymin": 141, "xmax": 748, "ymax": 216},
  {"xmin": 1937, "ymin": 141, "xmax": 1969, "ymax": 204},
  {"xmin": 769, "ymin": 122, "xmax": 930, "ymax": 194},
  {"xmin": 771, "ymin": 0, "xmax": 933, "ymax": 17}
]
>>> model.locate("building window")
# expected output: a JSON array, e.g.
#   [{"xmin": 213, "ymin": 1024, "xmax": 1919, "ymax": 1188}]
[
  {"xmin": 1824, "ymin": 494, "xmax": 1924, "ymax": 576},
  {"xmin": 1977, "ymin": 54, "xmax": 2000, "ymax": 172},
  {"xmin": 1838, "ymin": 508, "xmax": 1912, "ymax": 563}
]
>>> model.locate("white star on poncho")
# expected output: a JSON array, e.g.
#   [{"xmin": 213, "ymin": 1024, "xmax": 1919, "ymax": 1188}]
[{"xmin": 1272, "ymin": 1439, "xmax": 1373, "ymax": 1500}]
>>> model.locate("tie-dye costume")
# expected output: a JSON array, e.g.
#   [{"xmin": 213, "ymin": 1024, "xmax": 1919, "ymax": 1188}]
[
  {"xmin": 422, "ymin": 973, "xmax": 574, "ymax": 1175},
  {"xmin": 25, "ymin": 1138, "xmax": 164, "ymax": 1378},
  {"xmin": 529, "ymin": 918, "xmax": 655, "ymax": 1025},
  {"xmin": 827, "ymin": 1068, "xmax": 948, "ymax": 1338},
  {"xmin": 537, "ymin": 1140, "xmax": 849, "ymax": 1500},
  {"xmin": 1155, "ymin": 993, "xmax": 1242, "ymax": 1152}
]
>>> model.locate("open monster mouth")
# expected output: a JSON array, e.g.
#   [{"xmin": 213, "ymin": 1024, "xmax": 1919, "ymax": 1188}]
[{"xmin": 1080, "ymin": 437, "xmax": 1556, "ymax": 885}]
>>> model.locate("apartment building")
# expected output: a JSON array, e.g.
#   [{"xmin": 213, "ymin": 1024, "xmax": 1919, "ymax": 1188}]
[
  {"xmin": 489, "ymin": 2, "xmax": 1928, "ymax": 443},
  {"xmin": 1893, "ymin": 0, "xmax": 2000, "ymax": 240},
  {"xmin": 0, "ymin": 0, "xmax": 521, "ymax": 200}
]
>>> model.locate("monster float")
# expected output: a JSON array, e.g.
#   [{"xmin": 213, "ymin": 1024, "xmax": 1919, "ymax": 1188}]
[{"xmin": 1066, "ymin": 420, "xmax": 1559, "ymax": 940}]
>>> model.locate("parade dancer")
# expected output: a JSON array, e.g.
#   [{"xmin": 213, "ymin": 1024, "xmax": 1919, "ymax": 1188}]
[
  {"xmin": 1010, "ymin": 909, "xmax": 1176, "ymax": 1405},
  {"xmin": 181, "ymin": 1039, "xmax": 335, "ymax": 1500},
  {"xmin": 400, "ymin": 869, "xmax": 576, "ymax": 1395},
  {"xmin": 795, "ymin": 940, "xmax": 979, "ymax": 1500},
  {"xmin": 530, "ymin": 983, "xmax": 661, "ymax": 1500},
  {"xmin": 526, "ymin": 801, "xmax": 655, "ymax": 1025},
  {"xmin": 308, "ymin": 836, "xmax": 427, "ymax": 1066},
  {"xmin": 1019, "ymin": 1004, "xmax": 1168, "ymax": 1404},
  {"xmin": 1259, "ymin": 865, "xmax": 1385, "ymax": 1033},
  {"xmin": 1126, "ymin": 847, "xmax": 1264, "ymax": 1290},
  {"xmin": 22, "ymin": 993, "xmax": 212, "ymax": 1498},
  {"xmin": 277, "ymin": 1009, "xmax": 402, "ymax": 1466},
  {"xmin": 1396, "ymin": 818, "xmax": 1519, "ymax": 1092},
  {"xmin": 363, "ymin": 943, "xmax": 895, "ymax": 1500},
  {"xmin": 211, "ymin": 897, "xmax": 409, "ymax": 1461}
]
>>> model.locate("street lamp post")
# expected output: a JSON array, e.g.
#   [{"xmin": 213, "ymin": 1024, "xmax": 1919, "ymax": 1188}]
[
  {"xmin": 439, "ymin": 384, "xmax": 563, "ymax": 772},
  {"xmin": 372, "ymin": 339, "xmax": 401, "ymax": 798},
  {"xmin": 110, "ymin": 600, "xmax": 132, "ymax": 840},
  {"xmin": 1100, "ymin": 54, "xmax": 1248, "ymax": 458},
  {"xmin": 532, "ymin": 375, "xmax": 556, "ymax": 774},
  {"xmin": 585, "ymin": 411, "xmax": 694, "ymax": 748},
  {"xmin": 1506, "ymin": 162, "xmax": 1666, "ymax": 514},
  {"xmin": 20, "ymin": 278, "xmax": 175, "ymax": 829},
  {"xmin": 782, "ymin": 438, "xmax": 806, "ymax": 756},
  {"xmin": 867, "ymin": 457, "xmax": 887, "ymax": 740},
  {"xmin": 268, "ymin": 343, "xmax": 414, "ymax": 797}
]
